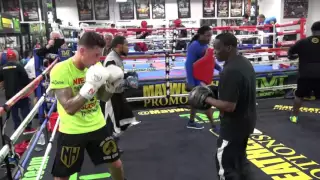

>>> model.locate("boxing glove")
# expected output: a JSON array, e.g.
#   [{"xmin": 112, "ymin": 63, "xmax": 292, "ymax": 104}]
[
  {"xmin": 104, "ymin": 65, "xmax": 125, "ymax": 93},
  {"xmin": 125, "ymin": 72, "xmax": 139, "ymax": 89},
  {"xmin": 188, "ymin": 86, "xmax": 214, "ymax": 110},
  {"xmin": 126, "ymin": 76, "xmax": 139, "ymax": 89},
  {"xmin": 80, "ymin": 64, "xmax": 112, "ymax": 100},
  {"xmin": 185, "ymin": 83, "xmax": 195, "ymax": 92}
]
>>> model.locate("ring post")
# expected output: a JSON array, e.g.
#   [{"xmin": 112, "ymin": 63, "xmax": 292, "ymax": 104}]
[
  {"xmin": 0, "ymin": 116, "xmax": 13, "ymax": 180},
  {"xmin": 300, "ymin": 18, "xmax": 306, "ymax": 39}
]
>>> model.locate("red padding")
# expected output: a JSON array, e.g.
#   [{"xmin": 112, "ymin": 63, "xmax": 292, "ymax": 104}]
[
  {"xmin": 193, "ymin": 48, "xmax": 215, "ymax": 85},
  {"xmin": 47, "ymin": 112, "xmax": 59, "ymax": 132}
]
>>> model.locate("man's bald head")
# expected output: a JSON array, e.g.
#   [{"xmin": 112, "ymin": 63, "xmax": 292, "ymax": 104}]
[{"xmin": 50, "ymin": 31, "xmax": 62, "ymax": 40}]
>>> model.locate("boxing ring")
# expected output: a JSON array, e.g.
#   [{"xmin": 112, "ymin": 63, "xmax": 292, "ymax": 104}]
[{"xmin": 2, "ymin": 18, "xmax": 320, "ymax": 180}]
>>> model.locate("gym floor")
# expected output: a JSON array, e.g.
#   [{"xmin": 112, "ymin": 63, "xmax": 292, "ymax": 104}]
[{"xmin": 1, "ymin": 94, "xmax": 320, "ymax": 179}]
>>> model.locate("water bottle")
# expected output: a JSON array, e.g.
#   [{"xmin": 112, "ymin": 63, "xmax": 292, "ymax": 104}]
[{"xmin": 37, "ymin": 133, "xmax": 46, "ymax": 146}]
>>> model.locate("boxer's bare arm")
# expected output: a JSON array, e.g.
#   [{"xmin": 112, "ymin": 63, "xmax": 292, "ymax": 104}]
[{"xmin": 54, "ymin": 88, "xmax": 87, "ymax": 115}]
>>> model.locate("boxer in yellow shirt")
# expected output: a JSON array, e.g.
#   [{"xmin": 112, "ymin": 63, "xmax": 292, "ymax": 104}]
[{"xmin": 50, "ymin": 32, "xmax": 125, "ymax": 180}]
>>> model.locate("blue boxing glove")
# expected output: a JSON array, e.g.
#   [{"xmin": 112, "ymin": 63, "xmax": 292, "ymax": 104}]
[{"xmin": 264, "ymin": 17, "xmax": 277, "ymax": 25}]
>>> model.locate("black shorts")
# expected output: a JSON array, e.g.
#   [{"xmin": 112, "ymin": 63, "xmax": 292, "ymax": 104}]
[
  {"xmin": 295, "ymin": 78, "xmax": 320, "ymax": 98},
  {"xmin": 51, "ymin": 125, "xmax": 120, "ymax": 177}
]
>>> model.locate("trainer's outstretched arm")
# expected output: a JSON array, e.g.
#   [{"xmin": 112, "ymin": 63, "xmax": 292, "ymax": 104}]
[{"xmin": 54, "ymin": 88, "xmax": 87, "ymax": 115}]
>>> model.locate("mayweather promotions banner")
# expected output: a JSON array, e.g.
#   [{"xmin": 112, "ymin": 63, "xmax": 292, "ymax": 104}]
[
  {"xmin": 203, "ymin": 0, "xmax": 215, "ymax": 18},
  {"xmin": 2, "ymin": 0, "xmax": 21, "ymax": 20},
  {"xmin": 119, "ymin": 0, "xmax": 135, "ymax": 20},
  {"xmin": 177, "ymin": 0, "xmax": 191, "ymax": 18},
  {"xmin": 77, "ymin": 0, "xmax": 94, "ymax": 21},
  {"xmin": 151, "ymin": 0, "xmax": 165, "ymax": 19},
  {"xmin": 21, "ymin": 0, "xmax": 40, "ymax": 21},
  {"xmin": 217, "ymin": 0, "xmax": 229, "ymax": 17},
  {"xmin": 230, "ymin": 0, "xmax": 242, "ymax": 17},
  {"xmin": 94, "ymin": 0, "xmax": 109, "ymax": 20},
  {"xmin": 283, "ymin": 0, "xmax": 308, "ymax": 18},
  {"xmin": 135, "ymin": 0, "xmax": 150, "ymax": 19}
]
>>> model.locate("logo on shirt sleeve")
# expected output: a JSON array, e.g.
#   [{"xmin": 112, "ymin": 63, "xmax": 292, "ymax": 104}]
[
  {"xmin": 51, "ymin": 80, "xmax": 64, "ymax": 85},
  {"xmin": 311, "ymin": 37, "xmax": 319, "ymax": 44}
]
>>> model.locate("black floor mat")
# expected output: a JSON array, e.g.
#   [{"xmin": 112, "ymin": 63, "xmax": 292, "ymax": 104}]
[{"xmin": 2, "ymin": 98, "xmax": 320, "ymax": 180}]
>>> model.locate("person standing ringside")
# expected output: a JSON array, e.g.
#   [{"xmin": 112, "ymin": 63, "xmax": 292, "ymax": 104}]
[
  {"xmin": 0, "ymin": 49, "xmax": 35, "ymax": 134},
  {"xmin": 103, "ymin": 36, "xmax": 140, "ymax": 153},
  {"xmin": 185, "ymin": 26, "xmax": 222, "ymax": 130},
  {"xmin": 288, "ymin": 21, "xmax": 320, "ymax": 123}
]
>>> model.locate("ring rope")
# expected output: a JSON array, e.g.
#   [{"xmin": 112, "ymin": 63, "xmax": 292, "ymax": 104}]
[
  {"xmin": 125, "ymin": 84, "xmax": 297, "ymax": 102},
  {"xmin": 0, "ymin": 59, "xmax": 58, "ymax": 177},
  {"xmin": 123, "ymin": 60, "xmax": 298, "ymax": 72},
  {"xmin": 122, "ymin": 54, "xmax": 280, "ymax": 64},
  {"xmin": 35, "ymin": 117, "xmax": 60, "ymax": 180},
  {"xmin": 14, "ymin": 99, "xmax": 57, "ymax": 179},
  {"xmin": 0, "ymin": 90, "xmax": 48, "ymax": 163},
  {"xmin": 0, "ymin": 59, "xmax": 57, "ymax": 114}
]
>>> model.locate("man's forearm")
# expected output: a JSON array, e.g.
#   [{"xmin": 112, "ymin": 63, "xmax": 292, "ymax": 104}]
[
  {"xmin": 205, "ymin": 97, "xmax": 235, "ymax": 112},
  {"xmin": 55, "ymin": 88, "xmax": 87, "ymax": 115},
  {"xmin": 63, "ymin": 95, "xmax": 87, "ymax": 115}
]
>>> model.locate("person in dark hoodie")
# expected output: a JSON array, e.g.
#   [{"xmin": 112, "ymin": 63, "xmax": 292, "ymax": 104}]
[
  {"xmin": 288, "ymin": 21, "xmax": 320, "ymax": 123},
  {"xmin": 0, "ymin": 49, "xmax": 35, "ymax": 134},
  {"xmin": 36, "ymin": 31, "xmax": 66, "ymax": 58}
]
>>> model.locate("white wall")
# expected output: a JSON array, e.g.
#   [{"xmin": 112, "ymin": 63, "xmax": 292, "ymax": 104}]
[
  {"xmin": 258, "ymin": 0, "xmax": 281, "ymax": 25},
  {"xmin": 56, "ymin": 0, "xmax": 186, "ymax": 26},
  {"xmin": 56, "ymin": 0, "xmax": 317, "ymax": 32},
  {"xmin": 55, "ymin": 0, "xmax": 242, "ymax": 27},
  {"xmin": 258, "ymin": 0, "xmax": 318, "ymax": 38},
  {"xmin": 306, "ymin": 0, "xmax": 320, "ymax": 36}
]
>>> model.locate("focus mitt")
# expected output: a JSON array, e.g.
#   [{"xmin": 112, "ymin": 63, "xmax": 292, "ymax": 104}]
[
  {"xmin": 185, "ymin": 83, "xmax": 195, "ymax": 92},
  {"xmin": 188, "ymin": 86, "xmax": 214, "ymax": 110},
  {"xmin": 125, "ymin": 72, "xmax": 138, "ymax": 78},
  {"xmin": 193, "ymin": 48, "xmax": 215, "ymax": 85},
  {"xmin": 126, "ymin": 76, "xmax": 139, "ymax": 89},
  {"xmin": 125, "ymin": 72, "xmax": 139, "ymax": 89}
]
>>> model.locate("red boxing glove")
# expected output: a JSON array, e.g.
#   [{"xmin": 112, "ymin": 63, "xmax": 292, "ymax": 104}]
[
  {"xmin": 140, "ymin": 42, "xmax": 148, "ymax": 52},
  {"xmin": 193, "ymin": 48, "xmax": 215, "ymax": 85},
  {"xmin": 134, "ymin": 42, "xmax": 148, "ymax": 52}
]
